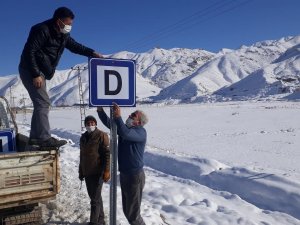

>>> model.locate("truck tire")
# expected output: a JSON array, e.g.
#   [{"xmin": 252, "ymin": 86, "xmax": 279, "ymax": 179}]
[{"xmin": 2, "ymin": 206, "xmax": 42, "ymax": 225}]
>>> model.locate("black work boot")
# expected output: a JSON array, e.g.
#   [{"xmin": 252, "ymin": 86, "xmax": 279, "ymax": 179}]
[
  {"xmin": 40, "ymin": 137, "xmax": 67, "ymax": 148},
  {"xmin": 28, "ymin": 138, "xmax": 39, "ymax": 145}
]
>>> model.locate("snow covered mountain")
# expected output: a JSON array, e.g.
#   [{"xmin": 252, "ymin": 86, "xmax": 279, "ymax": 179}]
[
  {"xmin": 121, "ymin": 48, "xmax": 215, "ymax": 88},
  {"xmin": 1, "ymin": 35, "xmax": 300, "ymax": 106},
  {"xmin": 216, "ymin": 41, "xmax": 300, "ymax": 101},
  {"xmin": 154, "ymin": 36, "xmax": 300, "ymax": 103},
  {"xmin": 0, "ymin": 48, "xmax": 214, "ymax": 106}
]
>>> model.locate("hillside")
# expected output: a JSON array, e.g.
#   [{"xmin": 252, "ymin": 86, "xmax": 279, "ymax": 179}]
[
  {"xmin": 1, "ymin": 36, "xmax": 300, "ymax": 106},
  {"xmin": 154, "ymin": 36, "xmax": 300, "ymax": 103}
]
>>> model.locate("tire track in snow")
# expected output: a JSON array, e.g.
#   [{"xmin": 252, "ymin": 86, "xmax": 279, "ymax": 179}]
[
  {"xmin": 50, "ymin": 128, "xmax": 300, "ymax": 221},
  {"xmin": 144, "ymin": 146, "xmax": 300, "ymax": 221}
]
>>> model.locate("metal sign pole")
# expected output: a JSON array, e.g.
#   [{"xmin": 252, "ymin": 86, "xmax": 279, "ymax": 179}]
[
  {"xmin": 109, "ymin": 107, "xmax": 118, "ymax": 225},
  {"xmin": 89, "ymin": 58, "xmax": 136, "ymax": 224}
]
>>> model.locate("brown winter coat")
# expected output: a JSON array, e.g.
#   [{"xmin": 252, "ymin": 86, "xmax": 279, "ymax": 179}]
[{"xmin": 79, "ymin": 128, "xmax": 110, "ymax": 178}]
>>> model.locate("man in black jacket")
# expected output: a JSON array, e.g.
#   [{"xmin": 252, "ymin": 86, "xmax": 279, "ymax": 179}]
[{"xmin": 19, "ymin": 7, "xmax": 102, "ymax": 148}]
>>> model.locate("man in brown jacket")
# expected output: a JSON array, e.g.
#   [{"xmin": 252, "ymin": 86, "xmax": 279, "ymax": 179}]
[{"xmin": 79, "ymin": 115, "xmax": 110, "ymax": 225}]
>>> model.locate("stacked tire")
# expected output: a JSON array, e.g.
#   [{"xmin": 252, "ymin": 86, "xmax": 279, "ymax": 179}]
[{"xmin": 2, "ymin": 206, "xmax": 42, "ymax": 225}]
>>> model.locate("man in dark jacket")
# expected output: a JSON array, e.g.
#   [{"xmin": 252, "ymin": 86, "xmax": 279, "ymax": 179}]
[
  {"xmin": 19, "ymin": 7, "xmax": 102, "ymax": 147},
  {"xmin": 97, "ymin": 103, "xmax": 148, "ymax": 225},
  {"xmin": 79, "ymin": 115, "xmax": 110, "ymax": 225}
]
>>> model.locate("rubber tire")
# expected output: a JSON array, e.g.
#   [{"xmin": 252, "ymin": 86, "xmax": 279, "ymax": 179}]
[{"xmin": 3, "ymin": 206, "xmax": 42, "ymax": 225}]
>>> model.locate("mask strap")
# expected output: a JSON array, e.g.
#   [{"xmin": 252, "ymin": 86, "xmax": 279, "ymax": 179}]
[{"xmin": 59, "ymin": 19, "xmax": 65, "ymax": 27}]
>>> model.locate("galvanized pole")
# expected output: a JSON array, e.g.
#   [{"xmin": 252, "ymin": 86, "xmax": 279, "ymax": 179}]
[{"xmin": 109, "ymin": 107, "xmax": 118, "ymax": 225}]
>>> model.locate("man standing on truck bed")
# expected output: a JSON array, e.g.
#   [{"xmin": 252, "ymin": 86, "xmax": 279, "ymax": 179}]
[{"xmin": 19, "ymin": 7, "xmax": 102, "ymax": 148}]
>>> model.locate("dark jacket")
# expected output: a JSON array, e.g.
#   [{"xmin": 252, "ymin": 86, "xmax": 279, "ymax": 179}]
[
  {"xmin": 79, "ymin": 128, "xmax": 110, "ymax": 178},
  {"xmin": 19, "ymin": 19, "xmax": 95, "ymax": 80},
  {"xmin": 98, "ymin": 111, "xmax": 147, "ymax": 175}
]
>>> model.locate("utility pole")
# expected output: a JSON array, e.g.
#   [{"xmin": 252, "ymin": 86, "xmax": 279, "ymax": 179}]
[
  {"xmin": 9, "ymin": 86, "xmax": 12, "ymax": 106},
  {"xmin": 9, "ymin": 86, "xmax": 16, "ymax": 107},
  {"xmin": 20, "ymin": 94, "xmax": 28, "ymax": 124},
  {"xmin": 9, "ymin": 86, "xmax": 16, "ymax": 116},
  {"xmin": 71, "ymin": 66, "xmax": 87, "ymax": 132}
]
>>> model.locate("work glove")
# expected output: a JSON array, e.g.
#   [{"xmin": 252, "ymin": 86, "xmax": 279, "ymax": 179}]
[{"xmin": 102, "ymin": 171, "xmax": 110, "ymax": 182}]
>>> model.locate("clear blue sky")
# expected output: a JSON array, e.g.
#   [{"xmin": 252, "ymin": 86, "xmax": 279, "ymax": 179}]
[{"xmin": 0, "ymin": 0, "xmax": 300, "ymax": 76}]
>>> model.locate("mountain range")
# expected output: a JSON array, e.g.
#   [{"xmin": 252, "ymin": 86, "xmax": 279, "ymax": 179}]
[{"xmin": 0, "ymin": 35, "xmax": 300, "ymax": 106}]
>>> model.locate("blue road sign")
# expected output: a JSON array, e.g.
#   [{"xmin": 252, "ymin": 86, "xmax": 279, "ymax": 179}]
[
  {"xmin": 0, "ymin": 129, "xmax": 15, "ymax": 153},
  {"xmin": 89, "ymin": 58, "xmax": 136, "ymax": 107}
]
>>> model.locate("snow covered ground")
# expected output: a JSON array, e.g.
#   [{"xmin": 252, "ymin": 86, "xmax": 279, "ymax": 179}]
[{"xmin": 17, "ymin": 101, "xmax": 300, "ymax": 225}]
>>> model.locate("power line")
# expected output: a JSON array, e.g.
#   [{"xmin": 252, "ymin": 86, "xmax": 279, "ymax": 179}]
[
  {"xmin": 124, "ymin": 0, "xmax": 233, "ymax": 49},
  {"xmin": 136, "ymin": 0, "xmax": 252, "ymax": 51},
  {"xmin": 129, "ymin": 0, "xmax": 251, "ymax": 51},
  {"xmin": 122, "ymin": 0, "xmax": 252, "ymax": 52}
]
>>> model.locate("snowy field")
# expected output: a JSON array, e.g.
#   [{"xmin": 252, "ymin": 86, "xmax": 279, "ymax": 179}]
[{"xmin": 17, "ymin": 101, "xmax": 300, "ymax": 225}]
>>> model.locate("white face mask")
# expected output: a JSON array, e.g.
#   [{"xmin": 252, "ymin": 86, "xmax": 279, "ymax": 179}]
[
  {"xmin": 125, "ymin": 118, "xmax": 134, "ymax": 128},
  {"xmin": 59, "ymin": 19, "xmax": 72, "ymax": 34},
  {"xmin": 86, "ymin": 125, "xmax": 96, "ymax": 133}
]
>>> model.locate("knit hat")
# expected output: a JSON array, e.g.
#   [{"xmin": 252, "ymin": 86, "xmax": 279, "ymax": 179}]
[{"xmin": 84, "ymin": 115, "xmax": 97, "ymax": 125}]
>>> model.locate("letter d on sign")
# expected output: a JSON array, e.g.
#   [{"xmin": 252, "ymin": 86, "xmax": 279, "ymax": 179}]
[{"xmin": 105, "ymin": 70, "xmax": 122, "ymax": 95}]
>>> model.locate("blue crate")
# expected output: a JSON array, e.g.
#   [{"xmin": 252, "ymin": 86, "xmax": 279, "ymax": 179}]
[{"xmin": 0, "ymin": 129, "xmax": 16, "ymax": 153}]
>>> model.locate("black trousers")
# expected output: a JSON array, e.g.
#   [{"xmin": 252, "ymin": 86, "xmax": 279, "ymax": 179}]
[
  {"xmin": 85, "ymin": 175, "xmax": 105, "ymax": 225},
  {"xmin": 120, "ymin": 170, "xmax": 146, "ymax": 225}
]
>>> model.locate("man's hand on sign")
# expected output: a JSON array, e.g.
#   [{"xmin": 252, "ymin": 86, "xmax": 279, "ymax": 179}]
[
  {"xmin": 112, "ymin": 102, "xmax": 121, "ymax": 118},
  {"xmin": 97, "ymin": 106, "xmax": 104, "ymax": 112},
  {"xmin": 93, "ymin": 51, "xmax": 103, "ymax": 58}
]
